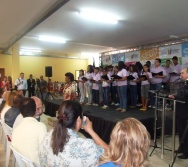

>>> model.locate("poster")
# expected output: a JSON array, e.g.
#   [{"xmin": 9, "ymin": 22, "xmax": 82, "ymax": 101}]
[
  {"xmin": 125, "ymin": 51, "xmax": 140, "ymax": 62},
  {"xmin": 112, "ymin": 53, "xmax": 125, "ymax": 65},
  {"xmin": 140, "ymin": 48, "xmax": 159, "ymax": 61},
  {"xmin": 101, "ymin": 55, "xmax": 112, "ymax": 66},
  {"xmin": 159, "ymin": 44, "xmax": 182, "ymax": 59},
  {"xmin": 182, "ymin": 57, "xmax": 188, "ymax": 68},
  {"xmin": 182, "ymin": 43, "xmax": 188, "ymax": 57}
]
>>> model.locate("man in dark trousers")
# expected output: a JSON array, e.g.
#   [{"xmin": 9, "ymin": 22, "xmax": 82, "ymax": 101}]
[
  {"xmin": 27, "ymin": 74, "xmax": 36, "ymax": 97},
  {"xmin": 169, "ymin": 67, "xmax": 188, "ymax": 159}
]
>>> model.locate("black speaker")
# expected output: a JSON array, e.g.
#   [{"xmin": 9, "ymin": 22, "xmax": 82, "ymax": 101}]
[{"xmin": 45, "ymin": 66, "xmax": 52, "ymax": 77}]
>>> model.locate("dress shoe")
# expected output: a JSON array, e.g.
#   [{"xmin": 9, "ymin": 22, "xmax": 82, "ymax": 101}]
[{"xmin": 178, "ymin": 154, "xmax": 188, "ymax": 159}]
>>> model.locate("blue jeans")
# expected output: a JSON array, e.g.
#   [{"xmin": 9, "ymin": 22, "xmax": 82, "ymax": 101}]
[
  {"xmin": 130, "ymin": 85, "xmax": 137, "ymax": 107},
  {"xmin": 103, "ymin": 87, "xmax": 110, "ymax": 106},
  {"xmin": 112, "ymin": 86, "xmax": 119, "ymax": 104},
  {"xmin": 117, "ymin": 85, "xmax": 127, "ymax": 110},
  {"xmin": 149, "ymin": 83, "xmax": 162, "ymax": 106},
  {"xmin": 92, "ymin": 89, "xmax": 99, "ymax": 104},
  {"xmin": 85, "ymin": 83, "xmax": 92, "ymax": 104}
]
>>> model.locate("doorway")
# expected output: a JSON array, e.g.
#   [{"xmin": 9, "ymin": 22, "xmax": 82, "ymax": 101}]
[{"xmin": 0, "ymin": 68, "xmax": 5, "ymax": 82}]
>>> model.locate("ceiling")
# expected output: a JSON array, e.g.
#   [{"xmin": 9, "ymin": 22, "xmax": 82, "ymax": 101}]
[{"xmin": 1, "ymin": 0, "xmax": 188, "ymax": 58}]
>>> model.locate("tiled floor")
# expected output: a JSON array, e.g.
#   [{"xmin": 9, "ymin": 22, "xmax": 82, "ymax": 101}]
[{"xmin": 0, "ymin": 114, "xmax": 188, "ymax": 167}]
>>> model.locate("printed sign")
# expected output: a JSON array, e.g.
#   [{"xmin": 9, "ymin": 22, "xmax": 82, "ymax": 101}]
[
  {"xmin": 125, "ymin": 51, "xmax": 140, "ymax": 62},
  {"xmin": 101, "ymin": 55, "xmax": 112, "ymax": 65},
  {"xmin": 159, "ymin": 44, "xmax": 182, "ymax": 58},
  {"xmin": 112, "ymin": 53, "xmax": 125, "ymax": 65},
  {"xmin": 140, "ymin": 48, "xmax": 159, "ymax": 61},
  {"xmin": 182, "ymin": 43, "xmax": 188, "ymax": 57}
]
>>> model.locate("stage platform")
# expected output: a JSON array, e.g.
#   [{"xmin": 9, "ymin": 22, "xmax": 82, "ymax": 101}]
[{"xmin": 44, "ymin": 99, "xmax": 155, "ymax": 143}]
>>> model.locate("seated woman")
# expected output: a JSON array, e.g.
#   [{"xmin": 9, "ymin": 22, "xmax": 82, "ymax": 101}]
[
  {"xmin": 63, "ymin": 72, "xmax": 76, "ymax": 100},
  {"xmin": 99, "ymin": 118, "xmax": 151, "ymax": 167},
  {"xmin": 39, "ymin": 100, "xmax": 108, "ymax": 167},
  {"xmin": 1, "ymin": 91, "xmax": 17, "ymax": 122}
]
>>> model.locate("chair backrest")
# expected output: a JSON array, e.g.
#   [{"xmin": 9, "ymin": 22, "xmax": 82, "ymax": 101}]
[
  {"xmin": 9, "ymin": 145, "xmax": 36, "ymax": 167},
  {"xmin": 0, "ymin": 119, "xmax": 12, "ymax": 142}
]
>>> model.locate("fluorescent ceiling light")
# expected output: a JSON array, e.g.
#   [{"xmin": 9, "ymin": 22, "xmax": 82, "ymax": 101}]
[
  {"xmin": 38, "ymin": 36, "xmax": 66, "ymax": 43},
  {"xmin": 78, "ymin": 9, "xmax": 118, "ymax": 24},
  {"xmin": 19, "ymin": 48, "xmax": 41, "ymax": 55}
]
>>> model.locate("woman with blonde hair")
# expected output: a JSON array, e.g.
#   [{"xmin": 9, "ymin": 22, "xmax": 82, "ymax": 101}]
[
  {"xmin": 99, "ymin": 118, "xmax": 151, "ymax": 167},
  {"xmin": 0, "ymin": 91, "xmax": 17, "ymax": 122}
]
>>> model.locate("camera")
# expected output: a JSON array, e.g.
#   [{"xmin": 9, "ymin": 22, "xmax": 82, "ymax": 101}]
[{"xmin": 82, "ymin": 116, "xmax": 87, "ymax": 126}]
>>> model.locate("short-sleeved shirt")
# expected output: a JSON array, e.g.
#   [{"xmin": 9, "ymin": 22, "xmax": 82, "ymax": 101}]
[
  {"xmin": 14, "ymin": 78, "xmax": 27, "ymax": 90},
  {"xmin": 170, "ymin": 64, "xmax": 182, "ymax": 82},
  {"xmin": 85, "ymin": 72, "xmax": 93, "ymax": 85},
  {"xmin": 92, "ymin": 73, "xmax": 101, "ymax": 90},
  {"xmin": 63, "ymin": 83, "xmax": 76, "ymax": 100},
  {"xmin": 163, "ymin": 67, "xmax": 171, "ymax": 83},
  {"xmin": 141, "ymin": 72, "xmax": 152, "ymax": 85},
  {"xmin": 117, "ymin": 69, "xmax": 128, "ymax": 86},
  {"xmin": 129, "ymin": 72, "xmax": 138, "ymax": 86},
  {"xmin": 39, "ymin": 129, "xmax": 103, "ymax": 167},
  {"xmin": 78, "ymin": 76, "xmax": 84, "ymax": 87},
  {"xmin": 150, "ymin": 66, "xmax": 166, "ymax": 84},
  {"xmin": 102, "ymin": 74, "xmax": 111, "ymax": 87},
  {"xmin": 99, "ymin": 162, "xmax": 122, "ymax": 167}
]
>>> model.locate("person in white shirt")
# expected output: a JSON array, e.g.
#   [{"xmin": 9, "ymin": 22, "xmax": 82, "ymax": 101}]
[
  {"xmin": 101, "ymin": 68, "xmax": 111, "ymax": 109},
  {"xmin": 14, "ymin": 73, "xmax": 28, "ymax": 96},
  {"xmin": 92, "ymin": 67, "xmax": 101, "ymax": 106},
  {"xmin": 12, "ymin": 98, "xmax": 47, "ymax": 165},
  {"xmin": 85, "ymin": 65, "xmax": 94, "ymax": 105}
]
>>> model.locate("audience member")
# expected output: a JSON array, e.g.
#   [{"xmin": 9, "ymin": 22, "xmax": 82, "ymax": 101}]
[
  {"xmin": 0, "ymin": 91, "xmax": 8, "ymax": 113},
  {"xmin": 78, "ymin": 69, "xmax": 85, "ymax": 104},
  {"xmin": 13, "ymin": 96, "xmax": 44, "ymax": 129},
  {"xmin": 39, "ymin": 100, "xmax": 107, "ymax": 167},
  {"xmin": 4, "ymin": 94, "xmax": 24, "ymax": 127},
  {"xmin": 63, "ymin": 72, "xmax": 76, "ymax": 100},
  {"xmin": 0, "ymin": 76, "xmax": 9, "ymax": 92},
  {"xmin": 99, "ymin": 118, "xmax": 151, "ymax": 167},
  {"xmin": 85, "ymin": 65, "xmax": 94, "ymax": 105},
  {"xmin": 8, "ymin": 76, "xmax": 12, "ymax": 89},
  {"xmin": 12, "ymin": 98, "xmax": 47, "ymax": 165},
  {"xmin": 115, "ymin": 61, "xmax": 128, "ymax": 112},
  {"xmin": 14, "ymin": 73, "xmax": 27, "ymax": 96},
  {"xmin": 0, "ymin": 91, "xmax": 15, "ymax": 122},
  {"xmin": 40, "ymin": 75, "xmax": 47, "ymax": 101},
  {"xmin": 31, "ymin": 96, "xmax": 44, "ymax": 122},
  {"xmin": 27, "ymin": 74, "xmax": 36, "ymax": 97}
]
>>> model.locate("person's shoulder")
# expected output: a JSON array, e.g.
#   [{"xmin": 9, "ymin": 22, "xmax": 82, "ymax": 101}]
[{"xmin": 99, "ymin": 162, "xmax": 119, "ymax": 167}]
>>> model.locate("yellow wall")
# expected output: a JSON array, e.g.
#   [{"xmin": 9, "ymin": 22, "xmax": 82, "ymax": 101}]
[
  {"xmin": 20, "ymin": 56, "xmax": 87, "ymax": 82},
  {"xmin": 0, "ymin": 53, "xmax": 12, "ymax": 77},
  {"xmin": 0, "ymin": 53, "xmax": 87, "ymax": 82}
]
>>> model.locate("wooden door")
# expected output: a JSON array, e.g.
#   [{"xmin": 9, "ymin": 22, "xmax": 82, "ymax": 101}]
[{"xmin": 0, "ymin": 68, "xmax": 5, "ymax": 82}]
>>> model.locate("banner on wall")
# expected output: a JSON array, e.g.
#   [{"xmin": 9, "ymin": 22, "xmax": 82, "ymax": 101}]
[
  {"xmin": 182, "ymin": 43, "xmax": 188, "ymax": 57},
  {"xmin": 159, "ymin": 44, "xmax": 182, "ymax": 58},
  {"xmin": 140, "ymin": 48, "xmax": 159, "ymax": 61},
  {"xmin": 101, "ymin": 55, "xmax": 112, "ymax": 65},
  {"xmin": 182, "ymin": 57, "xmax": 188, "ymax": 68},
  {"xmin": 112, "ymin": 53, "xmax": 125, "ymax": 64},
  {"xmin": 161, "ymin": 57, "xmax": 182, "ymax": 67},
  {"xmin": 125, "ymin": 51, "xmax": 140, "ymax": 62}
]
